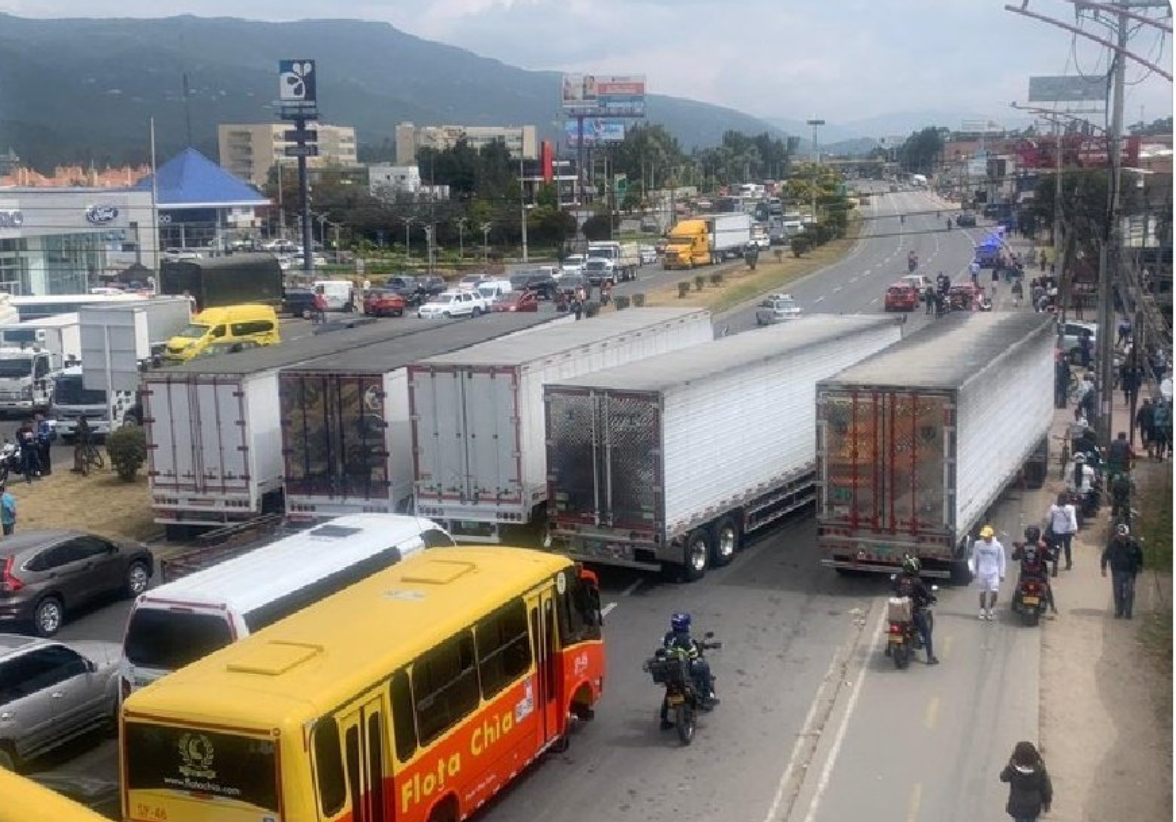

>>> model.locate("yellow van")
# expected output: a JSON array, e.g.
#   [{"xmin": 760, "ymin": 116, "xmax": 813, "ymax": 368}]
[{"xmin": 164, "ymin": 304, "xmax": 280, "ymax": 362}]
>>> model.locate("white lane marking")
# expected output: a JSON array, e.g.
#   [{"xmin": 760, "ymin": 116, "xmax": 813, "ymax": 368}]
[
  {"xmin": 907, "ymin": 782, "xmax": 923, "ymax": 822},
  {"xmin": 832, "ymin": 285, "xmax": 843, "ymax": 293},
  {"xmin": 621, "ymin": 579, "xmax": 642, "ymax": 597},
  {"xmin": 813, "ymin": 296, "xmax": 825, "ymax": 304},
  {"xmin": 601, "ymin": 602, "xmax": 618, "ymax": 617},
  {"xmin": 848, "ymin": 276, "xmax": 859, "ymax": 283},
  {"xmin": 801, "ymin": 604, "xmax": 886, "ymax": 822},
  {"xmin": 868, "ymin": 298, "xmax": 879, "ymax": 305}
]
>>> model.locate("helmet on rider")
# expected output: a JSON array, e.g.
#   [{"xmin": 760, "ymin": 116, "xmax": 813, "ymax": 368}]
[
  {"xmin": 1024, "ymin": 526, "xmax": 1041, "ymax": 544},
  {"xmin": 1075, "ymin": 453, "xmax": 1087, "ymax": 464},
  {"xmin": 1116, "ymin": 523, "xmax": 1130, "ymax": 537},
  {"xmin": 670, "ymin": 612, "xmax": 692, "ymax": 633},
  {"xmin": 901, "ymin": 555, "xmax": 921, "ymax": 576},
  {"xmin": 980, "ymin": 525, "xmax": 996, "ymax": 539}
]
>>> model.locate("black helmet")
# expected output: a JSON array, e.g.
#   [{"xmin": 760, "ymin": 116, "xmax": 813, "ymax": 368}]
[
  {"xmin": 1024, "ymin": 526, "xmax": 1041, "ymax": 544},
  {"xmin": 670, "ymin": 612, "xmax": 691, "ymax": 633}
]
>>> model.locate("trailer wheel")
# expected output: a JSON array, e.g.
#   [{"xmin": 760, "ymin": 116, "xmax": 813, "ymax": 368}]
[
  {"xmin": 711, "ymin": 517, "xmax": 739, "ymax": 567},
  {"xmin": 950, "ymin": 561, "xmax": 973, "ymax": 586},
  {"xmin": 682, "ymin": 530, "xmax": 711, "ymax": 582}
]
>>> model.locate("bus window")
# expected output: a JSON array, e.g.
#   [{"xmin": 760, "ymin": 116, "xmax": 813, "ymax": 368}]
[
  {"xmin": 558, "ymin": 574, "xmax": 603, "ymax": 645},
  {"xmin": 412, "ymin": 632, "xmax": 479, "ymax": 745},
  {"xmin": 389, "ymin": 669, "xmax": 417, "ymax": 762},
  {"xmin": 312, "ymin": 717, "xmax": 347, "ymax": 817},
  {"xmin": 475, "ymin": 600, "xmax": 532, "ymax": 699}
]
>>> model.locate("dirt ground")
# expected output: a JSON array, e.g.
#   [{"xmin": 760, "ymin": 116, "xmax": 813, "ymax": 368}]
[
  {"xmin": 1040, "ymin": 458, "xmax": 1173, "ymax": 822},
  {"xmin": 5, "ymin": 461, "xmax": 156, "ymax": 542}
]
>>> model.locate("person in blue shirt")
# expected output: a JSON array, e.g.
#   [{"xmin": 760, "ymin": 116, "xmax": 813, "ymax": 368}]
[{"xmin": 0, "ymin": 484, "xmax": 16, "ymax": 536}]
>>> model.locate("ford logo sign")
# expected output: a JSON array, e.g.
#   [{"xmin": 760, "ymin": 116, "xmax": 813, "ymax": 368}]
[
  {"xmin": 0, "ymin": 211, "xmax": 23, "ymax": 229},
  {"xmin": 86, "ymin": 205, "xmax": 119, "ymax": 225}
]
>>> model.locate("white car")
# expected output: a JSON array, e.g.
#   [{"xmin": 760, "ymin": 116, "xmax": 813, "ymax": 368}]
[
  {"xmin": 417, "ymin": 290, "xmax": 487, "ymax": 319},
  {"xmin": 561, "ymin": 255, "xmax": 587, "ymax": 276},
  {"xmin": 755, "ymin": 293, "xmax": 803, "ymax": 325}
]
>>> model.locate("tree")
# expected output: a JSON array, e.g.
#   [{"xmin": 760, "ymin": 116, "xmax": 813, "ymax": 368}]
[
  {"xmin": 898, "ymin": 127, "xmax": 946, "ymax": 175},
  {"xmin": 1031, "ymin": 169, "xmax": 1109, "ymax": 257}
]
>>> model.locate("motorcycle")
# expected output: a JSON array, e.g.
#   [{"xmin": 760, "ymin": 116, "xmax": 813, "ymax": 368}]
[
  {"xmin": 1010, "ymin": 544, "xmax": 1054, "ymax": 627},
  {"xmin": 643, "ymin": 632, "xmax": 721, "ymax": 745},
  {"xmin": 0, "ymin": 439, "xmax": 21, "ymax": 483},
  {"xmin": 884, "ymin": 586, "xmax": 936, "ymax": 670}
]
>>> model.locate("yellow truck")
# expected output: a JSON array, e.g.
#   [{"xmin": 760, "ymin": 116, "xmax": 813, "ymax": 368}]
[{"xmin": 662, "ymin": 219, "xmax": 710, "ymax": 269}]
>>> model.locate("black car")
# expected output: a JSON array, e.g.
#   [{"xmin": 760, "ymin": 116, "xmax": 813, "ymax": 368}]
[
  {"xmin": 509, "ymin": 271, "xmax": 558, "ymax": 300},
  {"xmin": 413, "ymin": 275, "xmax": 448, "ymax": 301},
  {"xmin": 381, "ymin": 275, "xmax": 421, "ymax": 306},
  {"xmin": 955, "ymin": 212, "xmax": 977, "ymax": 228},
  {"xmin": 281, "ymin": 287, "xmax": 317, "ymax": 318}
]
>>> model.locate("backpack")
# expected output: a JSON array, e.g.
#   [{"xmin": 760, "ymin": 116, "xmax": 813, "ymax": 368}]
[{"xmin": 1109, "ymin": 439, "xmax": 1131, "ymax": 465}]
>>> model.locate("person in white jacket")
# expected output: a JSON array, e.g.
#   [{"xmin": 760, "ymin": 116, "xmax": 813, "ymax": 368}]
[{"xmin": 970, "ymin": 524, "xmax": 1007, "ymax": 620}]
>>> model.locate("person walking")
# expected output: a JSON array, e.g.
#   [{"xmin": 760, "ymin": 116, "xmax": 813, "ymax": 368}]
[
  {"xmin": 1101, "ymin": 523, "xmax": 1144, "ymax": 619},
  {"xmin": 924, "ymin": 284, "xmax": 935, "ymax": 314},
  {"xmin": 999, "ymin": 741, "xmax": 1053, "ymax": 822},
  {"xmin": 1107, "ymin": 431, "xmax": 1134, "ymax": 477},
  {"xmin": 1053, "ymin": 354, "xmax": 1070, "ymax": 409},
  {"xmin": 1152, "ymin": 399, "xmax": 1172, "ymax": 461},
  {"xmin": 1011, "ymin": 277, "xmax": 1023, "ymax": 309},
  {"xmin": 1119, "ymin": 361, "xmax": 1141, "ymax": 407},
  {"xmin": 312, "ymin": 286, "xmax": 328, "ymax": 325},
  {"xmin": 1039, "ymin": 250, "xmax": 1048, "ymax": 271},
  {"xmin": 990, "ymin": 266, "xmax": 1000, "ymax": 299},
  {"xmin": 15, "ymin": 420, "xmax": 39, "ymax": 484},
  {"xmin": 34, "ymin": 412, "xmax": 54, "ymax": 476},
  {"xmin": 1116, "ymin": 317, "xmax": 1132, "ymax": 349},
  {"xmin": 0, "ymin": 484, "xmax": 14, "ymax": 536},
  {"xmin": 1136, "ymin": 398, "xmax": 1155, "ymax": 457},
  {"xmin": 970, "ymin": 524, "xmax": 1006, "ymax": 620},
  {"xmin": 1046, "ymin": 492, "xmax": 1078, "ymax": 576}
]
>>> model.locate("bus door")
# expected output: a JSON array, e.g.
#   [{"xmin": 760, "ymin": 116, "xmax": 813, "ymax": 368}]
[
  {"xmin": 339, "ymin": 696, "xmax": 388, "ymax": 822},
  {"xmin": 529, "ymin": 588, "xmax": 563, "ymax": 747}
]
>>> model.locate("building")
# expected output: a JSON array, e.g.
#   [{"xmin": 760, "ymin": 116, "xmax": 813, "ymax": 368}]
[
  {"xmin": 218, "ymin": 123, "xmax": 359, "ymax": 187},
  {"xmin": 395, "ymin": 122, "xmax": 537, "ymax": 165},
  {"xmin": 369, "ymin": 164, "xmax": 422, "ymax": 197}
]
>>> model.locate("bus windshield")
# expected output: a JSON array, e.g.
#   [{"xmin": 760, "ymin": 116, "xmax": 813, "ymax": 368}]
[
  {"xmin": 53, "ymin": 376, "xmax": 106, "ymax": 406},
  {"xmin": 124, "ymin": 723, "xmax": 278, "ymax": 812}
]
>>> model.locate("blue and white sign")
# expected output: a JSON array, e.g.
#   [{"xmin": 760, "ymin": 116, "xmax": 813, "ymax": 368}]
[
  {"xmin": 277, "ymin": 59, "xmax": 318, "ymax": 119},
  {"xmin": 85, "ymin": 204, "xmax": 119, "ymax": 225},
  {"xmin": 0, "ymin": 210, "xmax": 23, "ymax": 229}
]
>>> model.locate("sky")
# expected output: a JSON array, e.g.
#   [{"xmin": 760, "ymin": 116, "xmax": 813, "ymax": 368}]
[{"xmin": 3, "ymin": 0, "xmax": 1173, "ymax": 134}]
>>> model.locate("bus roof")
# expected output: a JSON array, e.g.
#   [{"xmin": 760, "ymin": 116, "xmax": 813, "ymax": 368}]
[
  {"xmin": 135, "ymin": 514, "xmax": 442, "ymax": 614},
  {"xmin": 125, "ymin": 547, "xmax": 573, "ymax": 726}
]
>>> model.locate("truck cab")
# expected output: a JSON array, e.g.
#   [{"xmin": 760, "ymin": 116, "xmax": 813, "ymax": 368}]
[
  {"xmin": 583, "ymin": 257, "xmax": 617, "ymax": 286},
  {"xmin": 0, "ymin": 347, "xmax": 56, "ymax": 413},
  {"xmin": 662, "ymin": 220, "xmax": 710, "ymax": 270},
  {"xmin": 50, "ymin": 365, "xmax": 137, "ymax": 441}
]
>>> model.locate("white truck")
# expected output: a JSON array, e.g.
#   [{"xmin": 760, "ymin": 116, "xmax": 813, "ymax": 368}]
[
  {"xmin": 409, "ymin": 308, "xmax": 714, "ymax": 542},
  {"xmin": 0, "ymin": 313, "xmax": 82, "ymax": 369},
  {"xmin": 143, "ymin": 318, "xmax": 457, "ymax": 540},
  {"xmin": 816, "ymin": 313, "xmax": 1055, "ymax": 581},
  {"xmin": 546, "ymin": 315, "xmax": 903, "ymax": 580},
  {"xmin": 586, "ymin": 241, "xmax": 641, "ymax": 282},
  {"xmin": 0, "ymin": 346, "xmax": 57, "ymax": 413},
  {"xmin": 279, "ymin": 313, "xmax": 561, "ymax": 521},
  {"xmin": 708, "ymin": 213, "xmax": 753, "ymax": 261},
  {"xmin": 50, "ymin": 365, "xmax": 138, "ymax": 441}
]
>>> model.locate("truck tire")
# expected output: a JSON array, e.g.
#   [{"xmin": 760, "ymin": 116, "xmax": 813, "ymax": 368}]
[
  {"xmin": 711, "ymin": 517, "xmax": 739, "ymax": 567},
  {"xmin": 950, "ymin": 561, "xmax": 973, "ymax": 586},
  {"xmin": 682, "ymin": 529, "xmax": 711, "ymax": 582}
]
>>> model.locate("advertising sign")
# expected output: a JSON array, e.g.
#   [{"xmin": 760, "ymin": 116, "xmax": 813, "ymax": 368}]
[
  {"xmin": 562, "ymin": 74, "xmax": 646, "ymax": 117},
  {"xmin": 564, "ymin": 119, "xmax": 626, "ymax": 147},
  {"xmin": 1028, "ymin": 75, "xmax": 1106, "ymax": 103},
  {"xmin": 277, "ymin": 59, "xmax": 318, "ymax": 120}
]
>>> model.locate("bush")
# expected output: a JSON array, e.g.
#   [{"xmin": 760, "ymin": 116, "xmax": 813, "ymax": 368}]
[
  {"xmin": 791, "ymin": 236, "xmax": 812, "ymax": 257},
  {"xmin": 694, "ymin": 275, "xmax": 705, "ymax": 292},
  {"xmin": 710, "ymin": 272, "xmax": 725, "ymax": 286},
  {"xmin": 106, "ymin": 426, "xmax": 146, "ymax": 482},
  {"xmin": 584, "ymin": 300, "xmax": 601, "ymax": 318},
  {"xmin": 633, "ymin": 293, "xmax": 646, "ymax": 307},
  {"xmin": 773, "ymin": 249, "xmax": 784, "ymax": 263},
  {"xmin": 614, "ymin": 295, "xmax": 631, "ymax": 311},
  {"xmin": 678, "ymin": 282, "xmax": 691, "ymax": 298}
]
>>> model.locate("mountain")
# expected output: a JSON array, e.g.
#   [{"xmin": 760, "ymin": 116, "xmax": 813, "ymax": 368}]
[{"xmin": 0, "ymin": 14, "xmax": 785, "ymax": 170}]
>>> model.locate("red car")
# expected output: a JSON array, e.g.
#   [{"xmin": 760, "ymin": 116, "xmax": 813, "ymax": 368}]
[
  {"xmin": 490, "ymin": 290, "xmax": 539, "ymax": 313},
  {"xmin": 947, "ymin": 283, "xmax": 991, "ymax": 312},
  {"xmin": 884, "ymin": 282, "xmax": 919, "ymax": 312},
  {"xmin": 363, "ymin": 288, "xmax": 407, "ymax": 317}
]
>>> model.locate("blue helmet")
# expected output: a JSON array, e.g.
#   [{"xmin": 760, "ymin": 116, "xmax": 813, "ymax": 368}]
[{"xmin": 670, "ymin": 612, "xmax": 691, "ymax": 633}]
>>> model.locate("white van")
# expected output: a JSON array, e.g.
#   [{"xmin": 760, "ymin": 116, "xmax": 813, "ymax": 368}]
[
  {"xmin": 313, "ymin": 280, "xmax": 356, "ymax": 312},
  {"xmin": 476, "ymin": 278, "xmax": 514, "ymax": 301},
  {"xmin": 118, "ymin": 513, "xmax": 452, "ymax": 695}
]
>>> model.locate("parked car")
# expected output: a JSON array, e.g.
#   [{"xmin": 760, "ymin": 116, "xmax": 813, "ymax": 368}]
[
  {"xmin": 509, "ymin": 271, "xmax": 558, "ymax": 300},
  {"xmin": 955, "ymin": 212, "xmax": 977, "ymax": 227},
  {"xmin": 755, "ymin": 293, "xmax": 803, "ymax": 325},
  {"xmin": 884, "ymin": 282, "xmax": 920, "ymax": 312},
  {"xmin": 363, "ymin": 288, "xmax": 408, "ymax": 317},
  {"xmin": 417, "ymin": 290, "xmax": 487, "ymax": 319},
  {"xmin": 947, "ymin": 282, "xmax": 991, "ymax": 312},
  {"xmin": 281, "ymin": 287, "xmax": 316, "ymax": 318},
  {"xmin": 0, "ymin": 531, "xmax": 154, "ymax": 637},
  {"xmin": 490, "ymin": 291, "xmax": 540, "ymax": 313},
  {"xmin": 0, "ymin": 634, "xmax": 121, "ymax": 770},
  {"xmin": 413, "ymin": 275, "xmax": 448, "ymax": 302},
  {"xmin": 900, "ymin": 273, "xmax": 933, "ymax": 297},
  {"xmin": 1059, "ymin": 321, "xmax": 1098, "ymax": 362},
  {"xmin": 380, "ymin": 275, "xmax": 420, "ymax": 306}
]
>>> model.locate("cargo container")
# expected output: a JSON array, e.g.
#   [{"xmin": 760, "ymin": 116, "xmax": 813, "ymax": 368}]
[
  {"xmin": 143, "ymin": 317, "xmax": 515, "ymax": 539},
  {"xmin": 280, "ymin": 313, "xmax": 564, "ymax": 520},
  {"xmin": 159, "ymin": 254, "xmax": 283, "ymax": 311},
  {"xmin": 815, "ymin": 313, "xmax": 1054, "ymax": 580},
  {"xmin": 546, "ymin": 315, "xmax": 903, "ymax": 579},
  {"xmin": 410, "ymin": 308, "xmax": 714, "ymax": 542}
]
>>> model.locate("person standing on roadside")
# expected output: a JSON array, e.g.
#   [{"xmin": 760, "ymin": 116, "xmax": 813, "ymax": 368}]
[
  {"xmin": 1101, "ymin": 523, "xmax": 1144, "ymax": 619},
  {"xmin": 970, "ymin": 525, "xmax": 1006, "ymax": 620},
  {"xmin": 1039, "ymin": 250, "xmax": 1048, "ymax": 271},
  {"xmin": 1046, "ymin": 492, "xmax": 1078, "ymax": 576},
  {"xmin": 1000, "ymin": 741, "xmax": 1053, "ymax": 822},
  {"xmin": 34, "ymin": 413, "xmax": 53, "ymax": 476},
  {"xmin": 0, "ymin": 484, "xmax": 14, "ymax": 536},
  {"xmin": 1136, "ymin": 398, "xmax": 1155, "ymax": 457},
  {"xmin": 1152, "ymin": 399, "xmax": 1172, "ymax": 461},
  {"xmin": 15, "ymin": 420, "xmax": 38, "ymax": 484}
]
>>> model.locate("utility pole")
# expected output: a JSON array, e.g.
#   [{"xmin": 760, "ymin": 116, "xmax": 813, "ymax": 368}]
[
  {"xmin": 519, "ymin": 156, "xmax": 529, "ymax": 263},
  {"xmin": 481, "ymin": 222, "xmax": 492, "ymax": 264},
  {"xmin": 456, "ymin": 217, "xmax": 468, "ymax": 260},
  {"xmin": 401, "ymin": 216, "xmax": 415, "ymax": 258}
]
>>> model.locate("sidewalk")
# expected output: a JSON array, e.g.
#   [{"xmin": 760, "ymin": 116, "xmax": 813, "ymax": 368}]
[{"xmin": 1039, "ymin": 390, "xmax": 1172, "ymax": 821}]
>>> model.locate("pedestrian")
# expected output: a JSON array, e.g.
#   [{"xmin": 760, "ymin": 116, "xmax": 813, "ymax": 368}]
[
  {"xmin": 71, "ymin": 415, "xmax": 92, "ymax": 474},
  {"xmin": 1120, "ymin": 360, "xmax": 1140, "ymax": 407},
  {"xmin": 1039, "ymin": 250, "xmax": 1047, "ymax": 271},
  {"xmin": 0, "ymin": 484, "xmax": 14, "ymax": 536},
  {"xmin": 1079, "ymin": 374, "xmax": 1096, "ymax": 420},
  {"xmin": 1107, "ymin": 430, "xmax": 1134, "ymax": 476},
  {"xmin": 969, "ymin": 260, "xmax": 980, "ymax": 286},
  {"xmin": 1046, "ymin": 492, "xmax": 1078, "ymax": 576},
  {"xmin": 969, "ymin": 524, "xmax": 1006, "ymax": 620},
  {"xmin": 1011, "ymin": 277, "xmax": 1023, "ymax": 309},
  {"xmin": 312, "ymin": 286, "xmax": 327, "ymax": 325},
  {"xmin": 34, "ymin": 412, "xmax": 53, "ymax": 476},
  {"xmin": 924, "ymin": 284, "xmax": 935, "ymax": 314},
  {"xmin": 1136, "ymin": 397, "xmax": 1154, "ymax": 456},
  {"xmin": 999, "ymin": 741, "xmax": 1053, "ymax": 822},
  {"xmin": 1077, "ymin": 330, "xmax": 1093, "ymax": 369},
  {"xmin": 1152, "ymin": 399, "xmax": 1171, "ymax": 461},
  {"xmin": 15, "ymin": 420, "xmax": 39, "ymax": 483},
  {"xmin": 571, "ymin": 297, "xmax": 583, "ymax": 321},
  {"xmin": 1054, "ymin": 355, "xmax": 1069, "ymax": 409},
  {"xmin": 1101, "ymin": 523, "xmax": 1144, "ymax": 619},
  {"xmin": 1116, "ymin": 316, "xmax": 1132, "ymax": 349},
  {"xmin": 1109, "ymin": 470, "xmax": 1134, "ymax": 524}
]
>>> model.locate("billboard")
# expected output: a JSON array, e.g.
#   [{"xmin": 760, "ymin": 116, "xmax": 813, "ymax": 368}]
[
  {"xmin": 562, "ymin": 74, "xmax": 646, "ymax": 117},
  {"xmin": 1028, "ymin": 75, "xmax": 1106, "ymax": 103},
  {"xmin": 277, "ymin": 59, "xmax": 318, "ymax": 120},
  {"xmin": 565, "ymin": 119, "xmax": 626, "ymax": 147}
]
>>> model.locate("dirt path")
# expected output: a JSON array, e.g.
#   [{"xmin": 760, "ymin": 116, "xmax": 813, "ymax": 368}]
[{"xmin": 5, "ymin": 463, "xmax": 155, "ymax": 543}]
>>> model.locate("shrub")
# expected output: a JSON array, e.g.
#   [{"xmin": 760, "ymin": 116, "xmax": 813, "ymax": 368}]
[
  {"xmin": 791, "ymin": 236, "xmax": 812, "ymax": 257},
  {"xmin": 678, "ymin": 282, "xmax": 691, "ymax": 298},
  {"xmin": 614, "ymin": 295, "xmax": 631, "ymax": 311},
  {"xmin": 710, "ymin": 272, "xmax": 724, "ymax": 287},
  {"xmin": 694, "ymin": 274, "xmax": 705, "ymax": 291},
  {"xmin": 106, "ymin": 426, "xmax": 146, "ymax": 482},
  {"xmin": 633, "ymin": 293, "xmax": 646, "ymax": 307},
  {"xmin": 584, "ymin": 300, "xmax": 601, "ymax": 317},
  {"xmin": 773, "ymin": 249, "xmax": 784, "ymax": 263}
]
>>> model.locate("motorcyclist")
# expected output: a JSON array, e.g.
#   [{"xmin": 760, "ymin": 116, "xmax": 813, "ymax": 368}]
[
  {"xmin": 1109, "ymin": 469, "xmax": 1134, "ymax": 523},
  {"xmin": 659, "ymin": 612, "xmax": 717, "ymax": 728},
  {"xmin": 891, "ymin": 556, "xmax": 939, "ymax": 664},
  {"xmin": 946, "ymin": 218, "xmax": 952, "ymax": 231},
  {"xmin": 1064, "ymin": 452, "xmax": 1097, "ymax": 497},
  {"xmin": 1012, "ymin": 526, "xmax": 1058, "ymax": 615}
]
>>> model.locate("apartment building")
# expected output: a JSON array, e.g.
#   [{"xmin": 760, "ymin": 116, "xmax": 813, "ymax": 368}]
[
  {"xmin": 218, "ymin": 123, "xmax": 359, "ymax": 187},
  {"xmin": 394, "ymin": 122, "xmax": 537, "ymax": 165}
]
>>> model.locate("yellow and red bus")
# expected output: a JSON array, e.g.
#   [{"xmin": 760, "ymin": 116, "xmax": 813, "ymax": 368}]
[
  {"xmin": 120, "ymin": 546, "xmax": 605, "ymax": 822},
  {"xmin": 0, "ymin": 770, "xmax": 112, "ymax": 822}
]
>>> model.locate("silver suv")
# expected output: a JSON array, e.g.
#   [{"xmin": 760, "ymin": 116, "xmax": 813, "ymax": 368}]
[
  {"xmin": 0, "ymin": 634, "xmax": 121, "ymax": 771},
  {"xmin": 755, "ymin": 293, "xmax": 803, "ymax": 325}
]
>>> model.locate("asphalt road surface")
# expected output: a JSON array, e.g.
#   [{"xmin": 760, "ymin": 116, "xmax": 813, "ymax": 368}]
[{"xmin": 35, "ymin": 188, "xmax": 1044, "ymax": 822}]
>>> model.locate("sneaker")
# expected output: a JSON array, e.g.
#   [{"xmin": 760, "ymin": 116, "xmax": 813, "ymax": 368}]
[
  {"xmin": 927, "ymin": 656, "xmax": 940, "ymax": 665},
  {"xmin": 979, "ymin": 611, "xmax": 987, "ymax": 620},
  {"xmin": 985, "ymin": 610, "xmax": 994, "ymax": 620}
]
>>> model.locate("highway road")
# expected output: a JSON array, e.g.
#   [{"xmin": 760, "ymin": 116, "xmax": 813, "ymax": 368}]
[{"xmin": 33, "ymin": 187, "xmax": 1046, "ymax": 822}]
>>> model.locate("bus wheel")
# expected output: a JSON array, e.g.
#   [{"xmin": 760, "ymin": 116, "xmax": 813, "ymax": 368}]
[{"xmin": 427, "ymin": 797, "xmax": 459, "ymax": 822}]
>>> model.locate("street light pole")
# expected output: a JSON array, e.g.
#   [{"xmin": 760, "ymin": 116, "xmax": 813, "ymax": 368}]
[
  {"xmin": 519, "ymin": 156, "xmax": 529, "ymax": 263},
  {"xmin": 456, "ymin": 217, "xmax": 468, "ymax": 260},
  {"xmin": 401, "ymin": 216, "xmax": 415, "ymax": 258},
  {"xmin": 481, "ymin": 222, "xmax": 492, "ymax": 264},
  {"xmin": 806, "ymin": 117, "xmax": 825, "ymax": 221}
]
